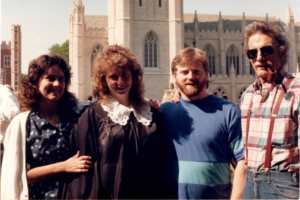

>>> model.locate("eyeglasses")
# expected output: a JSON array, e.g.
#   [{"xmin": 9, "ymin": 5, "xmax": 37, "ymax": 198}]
[{"xmin": 246, "ymin": 45, "xmax": 277, "ymax": 59}]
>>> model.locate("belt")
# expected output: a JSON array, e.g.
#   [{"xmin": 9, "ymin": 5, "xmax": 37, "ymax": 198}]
[{"xmin": 246, "ymin": 170, "xmax": 299, "ymax": 186}]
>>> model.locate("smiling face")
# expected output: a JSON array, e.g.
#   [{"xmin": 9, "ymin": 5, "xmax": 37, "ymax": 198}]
[
  {"xmin": 248, "ymin": 32, "xmax": 285, "ymax": 82},
  {"xmin": 174, "ymin": 63, "xmax": 208, "ymax": 101},
  {"xmin": 105, "ymin": 67, "xmax": 132, "ymax": 102},
  {"xmin": 38, "ymin": 65, "xmax": 65, "ymax": 104}
]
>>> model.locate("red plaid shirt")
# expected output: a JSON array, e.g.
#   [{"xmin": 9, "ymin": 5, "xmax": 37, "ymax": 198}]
[{"xmin": 238, "ymin": 68, "xmax": 300, "ymax": 172}]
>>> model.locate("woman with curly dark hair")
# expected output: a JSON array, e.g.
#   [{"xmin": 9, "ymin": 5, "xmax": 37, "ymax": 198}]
[
  {"xmin": 63, "ymin": 45, "xmax": 166, "ymax": 199},
  {"xmin": 1, "ymin": 54, "xmax": 92, "ymax": 200}
]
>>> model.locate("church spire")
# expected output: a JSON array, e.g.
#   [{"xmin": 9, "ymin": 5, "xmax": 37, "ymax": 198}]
[
  {"xmin": 218, "ymin": 11, "xmax": 223, "ymax": 31},
  {"xmin": 242, "ymin": 12, "xmax": 246, "ymax": 30},
  {"xmin": 76, "ymin": 0, "xmax": 83, "ymax": 5},
  {"xmin": 193, "ymin": 10, "xmax": 199, "ymax": 47},
  {"xmin": 285, "ymin": 4, "xmax": 294, "ymax": 23},
  {"xmin": 194, "ymin": 10, "xmax": 198, "ymax": 24}
]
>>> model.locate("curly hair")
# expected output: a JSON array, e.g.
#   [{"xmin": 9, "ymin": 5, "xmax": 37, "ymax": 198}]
[
  {"xmin": 92, "ymin": 45, "xmax": 146, "ymax": 110},
  {"xmin": 171, "ymin": 47, "xmax": 211, "ymax": 88},
  {"xmin": 20, "ymin": 54, "xmax": 77, "ymax": 113},
  {"xmin": 243, "ymin": 21, "xmax": 290, "ymax": 66}
]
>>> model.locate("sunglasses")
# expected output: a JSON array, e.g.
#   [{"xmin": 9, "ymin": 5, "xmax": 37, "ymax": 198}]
[{"xmin": 246, "ymin": 45, "xmax": 277, "ymax": 59}]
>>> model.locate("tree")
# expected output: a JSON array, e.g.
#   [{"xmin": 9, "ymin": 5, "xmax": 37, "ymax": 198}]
[
  {"xmin": 48, "ymin": 40, "xmax": 69, "ymax": 64},
  {"xmin": 21, "ymin": 73, "xmax": 27, "ymax": 78}
]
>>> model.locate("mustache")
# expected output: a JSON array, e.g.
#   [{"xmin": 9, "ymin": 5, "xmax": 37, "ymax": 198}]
[{"xmin": 185, "ymin": 81, "xmax": 199, "ymax": 85}]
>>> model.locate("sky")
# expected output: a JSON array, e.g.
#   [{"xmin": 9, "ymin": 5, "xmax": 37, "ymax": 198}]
[{"xmin": 1, "ymin": 0, "xmax": 299, "ymax": 74}]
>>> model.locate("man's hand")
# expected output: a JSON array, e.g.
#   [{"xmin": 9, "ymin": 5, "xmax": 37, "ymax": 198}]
[
  {"xmin": 149, "ymin": 99, "xmax": 161, "ymax": 112},
  {"xmin": 171, "ymin": 89, "xmax": 181, "ymax": 103}
]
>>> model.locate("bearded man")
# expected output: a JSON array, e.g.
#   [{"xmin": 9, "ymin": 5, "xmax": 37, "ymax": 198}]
[{"xmin": 160, "ymin": 47, "xmax": 246, "ymax": 199}]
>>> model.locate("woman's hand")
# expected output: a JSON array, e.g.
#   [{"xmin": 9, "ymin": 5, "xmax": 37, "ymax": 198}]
[
  {"xmin": 62, "ymin": 151, "xmax": 93, "ymax": 173},
  {"xmin": 171, "ymin": 89, "xmax": 181, "ymax": 103},
  {"xmin": 149, "ymin": 99, "xmax": 161, "ymax": 112},
  {"xmin": 27, "ymin": 151, "xmax": 93, "ymax": 183}
]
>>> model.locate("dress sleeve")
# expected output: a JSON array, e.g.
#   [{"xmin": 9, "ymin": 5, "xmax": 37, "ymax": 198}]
[
  {"xmin": 62, "ymin": 105, "xmax": 101, "ymax": 199},
  {"xmin": 227, "ymin": 105, "xmax": 245, "ymax": 162}
]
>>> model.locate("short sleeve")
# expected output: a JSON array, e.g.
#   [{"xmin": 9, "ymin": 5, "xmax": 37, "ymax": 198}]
[{"xmin": 227, "ymin": 105, "xmax": 245, "ymax": 162}]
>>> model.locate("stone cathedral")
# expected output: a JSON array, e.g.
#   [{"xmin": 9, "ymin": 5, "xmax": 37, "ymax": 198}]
[{"xmin": 69, "ymin": 0, "xmax": 300, "ymax": 103}]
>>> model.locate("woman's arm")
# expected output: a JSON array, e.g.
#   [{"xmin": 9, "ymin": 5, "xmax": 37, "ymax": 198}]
[{"xmin": 26, "ymin": 151, "xmax": 92, "ymax": 184}]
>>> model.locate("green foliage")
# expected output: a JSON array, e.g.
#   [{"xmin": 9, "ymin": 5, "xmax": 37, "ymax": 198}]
[
  {"xmin": 21, "ymin": 73, "xmax": 27, "ymax": 78},
  {"xmin": 48, "ymin": 40, "xmax": 69, "ymax": 64}
]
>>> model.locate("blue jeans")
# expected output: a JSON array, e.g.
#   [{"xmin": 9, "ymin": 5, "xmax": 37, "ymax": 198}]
[{"xmin": 242, "ymin": 170, "xmax": 299, "ymax": 199}]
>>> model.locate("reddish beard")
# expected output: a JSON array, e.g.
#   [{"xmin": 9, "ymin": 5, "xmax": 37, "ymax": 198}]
[{"xmin": 176, "ymin": 79, "xmax": 207, "ymax": 98}]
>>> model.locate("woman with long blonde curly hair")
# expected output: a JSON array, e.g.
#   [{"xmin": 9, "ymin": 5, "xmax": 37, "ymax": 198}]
[{"xmin": 65, "ymin": 45, "xmax": 166, "ymax": 199}]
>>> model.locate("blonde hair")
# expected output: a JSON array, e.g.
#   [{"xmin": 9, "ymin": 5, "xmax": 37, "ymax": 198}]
[{"xmin": 92, "ymin": 45, "xmax": 146, "ymax": 110}]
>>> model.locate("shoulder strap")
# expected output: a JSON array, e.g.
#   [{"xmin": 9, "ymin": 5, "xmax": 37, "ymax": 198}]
[
  {"xmin": 264, "ymin": 77, "xmax": 295, "ymax": 175},
  {"xmin": 245, "ymin": 78, "xmax": 295, "ymax": 174}
]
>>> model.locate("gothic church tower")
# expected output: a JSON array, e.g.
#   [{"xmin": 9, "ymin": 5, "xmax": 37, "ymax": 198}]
[
  {"xmin": 108, "ymin": 0, "xmax": 184, "ymax": 100},
  {"xmin": 285, "ymin": 4, "xmax": 296, "ymax": 72},
  {"xmin": 11, "ymin": 25, "xmax": 21, "ymax": 91},
  {"xmin": 69, "ymin": 0, "xmax": 86, "ymax": 100}
]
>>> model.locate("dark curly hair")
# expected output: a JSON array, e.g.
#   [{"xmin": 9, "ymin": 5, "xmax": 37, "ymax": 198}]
[
  {"xmin": 92, "ymin": 45, "xmax": 146, "ymax": 110},
  {"xmin": 20, "ymin": 54, "xmax": 77, "ymax": 113},
  {"xmin": 243, "ymin": 21, "xmax": 290, "ymax": 66}
]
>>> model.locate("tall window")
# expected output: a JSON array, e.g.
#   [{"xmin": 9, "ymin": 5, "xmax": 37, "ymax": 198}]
[
  {"xmin": 0, "ymin": 73, "xmax": 6, "ymax": 85},
  {"xmin": 4, "ymin": 56, "xmax": 10, "ymax": 67},
  {"xmin": 203, "ymin": 45, "xmax": 215, "ymax": 76},
  {"xmin": 159, "ymin": 0, "xmax": 161, "ymax": 7},
  {"xmin": 139, "ymin": 0, "xmax": 142, "ymax": 6},
  {"xmin": 226, "ymin": 45, "xmax": 239, "ymax": 76},
  {"xmin": 144, "ymin": 32, "xmax": 158, "ymax": 68},
  {"xmin": 91, "ymin": 45, "xmax": 102, "ymax": 76}
]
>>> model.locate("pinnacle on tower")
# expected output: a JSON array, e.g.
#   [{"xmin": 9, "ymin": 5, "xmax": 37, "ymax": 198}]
[
  {"xmin": 242, "ymin": 12, "xmax": 246, "ymax": 29},
  {"xmin": 76, "ymin": 0, "xmax": 83, "ymax": 5},
  {"xmin": 266, "ymin": 13, "xmax": 269, "ymax": 22},
  {"xmin": 194, "ymin": 10, "xmax": 199, "ymax": 25},
  {"xmin": 218, "ymin": 11, "xmax": 222, "ymax": 21},
  {"xmin": 286, "ymin": 4, "xmax": 294, "ymax": 23}
]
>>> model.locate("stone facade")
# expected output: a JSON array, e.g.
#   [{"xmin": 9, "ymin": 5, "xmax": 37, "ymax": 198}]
[
  {"xmin": 69, "ymin": 0, "xmax": 300, "ymax": 103},
  {"xmin": 0, "ymin": 25, "xmax": 22, "ymax": 91}
]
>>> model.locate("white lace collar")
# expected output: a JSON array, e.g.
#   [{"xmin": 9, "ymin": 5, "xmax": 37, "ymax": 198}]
[{"xmin": 101, "ymin": 97, "xmax": 153, "ymax": 126}]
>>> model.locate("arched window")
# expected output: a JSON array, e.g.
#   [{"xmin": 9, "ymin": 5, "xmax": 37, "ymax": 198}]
[
  {"xmin": 144, "ymin": 32, "xmax": 158, "ymax": 68},
  {"xmin": 249, "ymin": 62, "xmax": 255, "ymax": 76},
  {"xmin": 139, "ymin": 0, "xmax": 142, "ymax": 6},
  {"xmin": 159, "ymin": 0, "xmax": 161, "ymax": 7},
  {"xmin": 91, "ymin": 45, "xmax": 102, "ymax": 76},
  {"xmin": 203, "ymin": 45, "xmax": 215, "ymax": 76},
  {"xmin": 226, "ymin": 45, "xmax": 239, "ymax": 76}
]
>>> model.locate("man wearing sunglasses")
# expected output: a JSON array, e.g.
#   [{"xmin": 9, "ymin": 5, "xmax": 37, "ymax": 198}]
[{"xmin": 239, "ymin": 21, "xmax": 299, "ymax": 199}]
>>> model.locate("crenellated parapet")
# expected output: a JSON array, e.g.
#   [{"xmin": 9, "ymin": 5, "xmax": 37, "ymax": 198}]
[
  {"xmin": 199, "ymin": 29, "xmax": 218, "ymax": 33},
  {"xmin": 85, "ymin": 27, "xmax": 108, "ymax": 37},
  {"xmin": 1, "ymin": 41, "xmax": 11, "ymax": 49}
]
